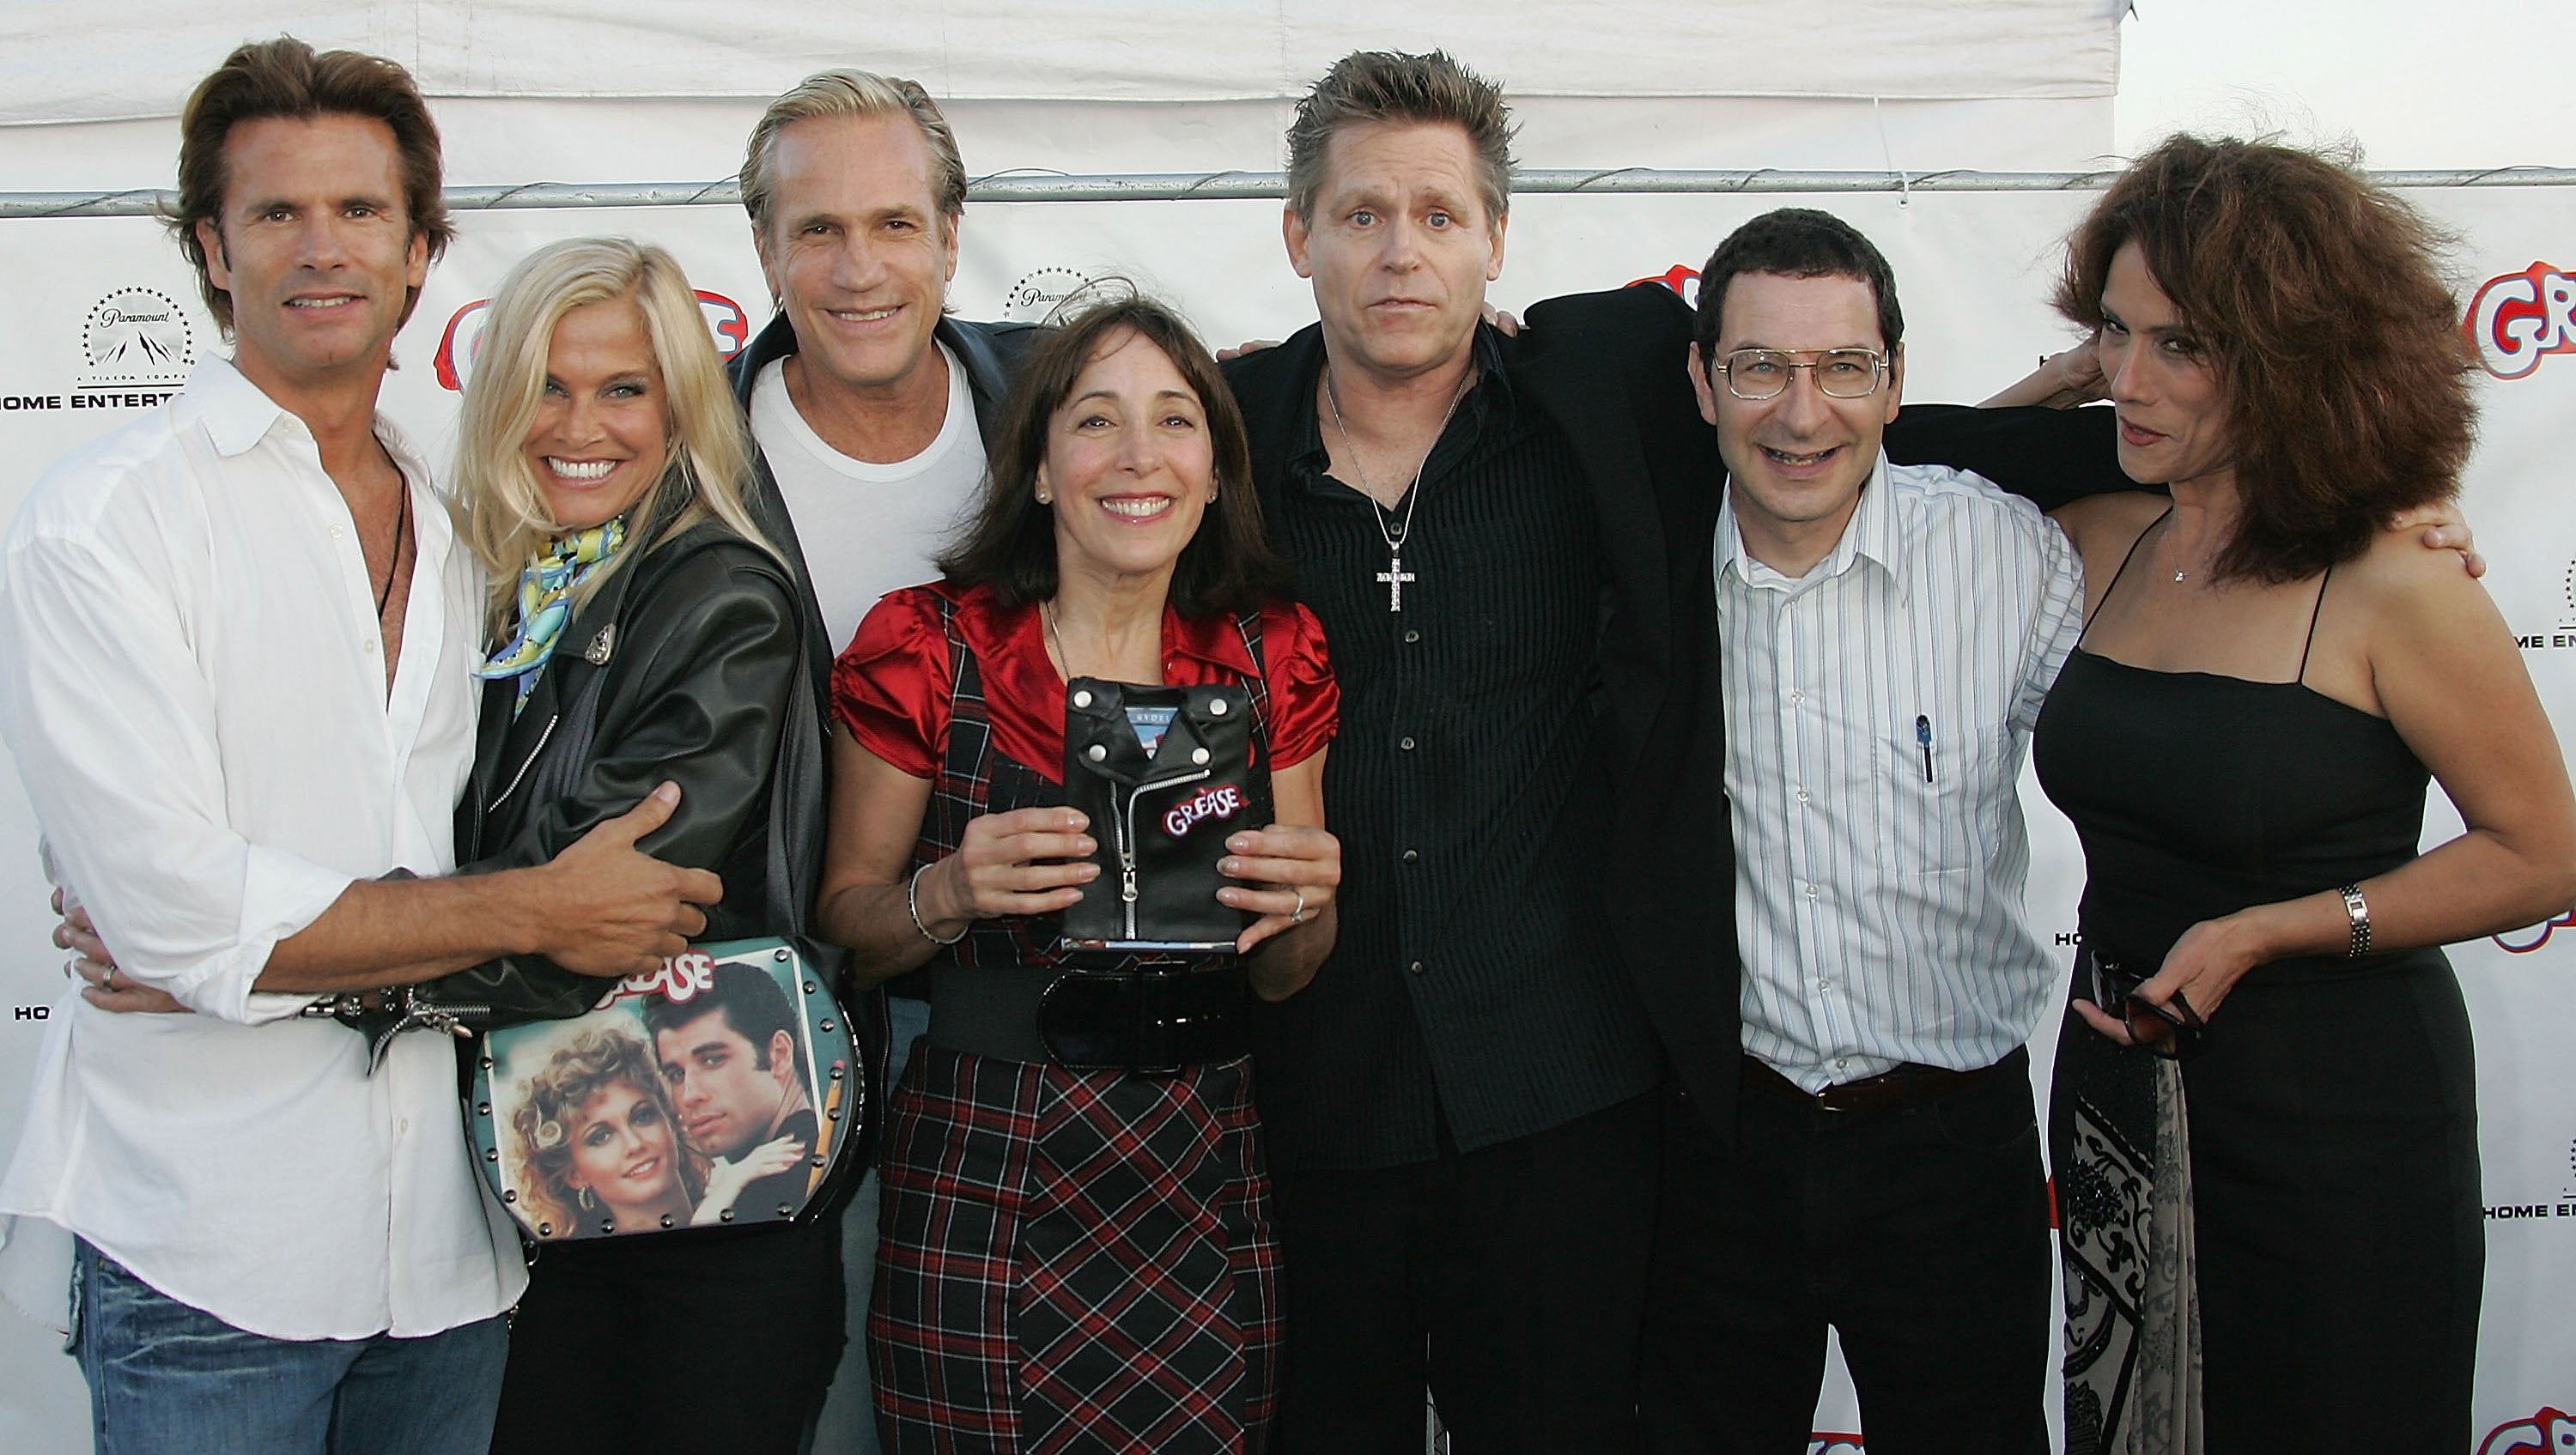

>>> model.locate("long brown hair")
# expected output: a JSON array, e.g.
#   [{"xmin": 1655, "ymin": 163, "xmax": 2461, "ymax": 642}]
[
  {"xmin": 939, "ymin": 295, "xmax": 1287, "ymax": 616},
  {"xmin": 2056, "ymin": 134, "xmax": 2476, "ymax": 583}
]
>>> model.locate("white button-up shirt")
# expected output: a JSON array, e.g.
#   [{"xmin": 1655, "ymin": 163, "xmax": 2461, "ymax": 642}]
[
  {"xmin": 1714, "ymin": 455, "xmax": 2083, "ymax": 1093},
  {"xmin": 0, "ymin": 358, "xmax": 525, "ymax": 1340}
]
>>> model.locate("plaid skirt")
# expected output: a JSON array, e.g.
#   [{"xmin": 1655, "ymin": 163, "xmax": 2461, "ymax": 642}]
[{"xmin": 868, "ymin": 1044, "xmax": 1280, "ymax": 1453}]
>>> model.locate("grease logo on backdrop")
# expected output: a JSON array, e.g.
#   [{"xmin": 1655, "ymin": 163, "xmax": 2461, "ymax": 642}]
[
  {"xmin": 1002, "ymin": 267, "xmax": 1097, "ymax": 324},
  {"xmin": 2465, "ymin": 261, "xmax": 2576, "ymax": 380},
  {"xmin": 2478, "ymin": 1406, "xmax": 2576, "ymax": 1454},
  {"xmin": 83, "ymin": 288, "xmax": 196, "ymax": 386},
  {"xmin": 2493, "ymin": 907, "xmax": 2576, "ymax": 953},
  {"xmin": 433, "ymin": 289, "xmax": 750, "ymax": 392}
]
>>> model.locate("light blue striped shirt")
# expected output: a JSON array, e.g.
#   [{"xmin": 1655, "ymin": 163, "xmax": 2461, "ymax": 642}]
[{"xmin": 1714, "ymin": 455, "xmax": 2084, "ymax": 1092}]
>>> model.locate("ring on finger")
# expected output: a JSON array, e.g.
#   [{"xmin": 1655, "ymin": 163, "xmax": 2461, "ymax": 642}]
[
  {"xmin": 102, "ymin": 964, "xmax": 117, "ymax": 992},
  {"xmin": 1288, "ymin": 888, "xmax": 1309, "ymax": 925}
]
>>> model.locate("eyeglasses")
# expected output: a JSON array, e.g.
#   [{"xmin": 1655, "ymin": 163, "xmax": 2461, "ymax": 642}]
[
  {"xmin": 1715, "ymin": 348, "xmax": 1890, "ymax": 401},
  {"xmin": 2083, "ymin": 949, "xmax": 2205, "ymax": 1058}
]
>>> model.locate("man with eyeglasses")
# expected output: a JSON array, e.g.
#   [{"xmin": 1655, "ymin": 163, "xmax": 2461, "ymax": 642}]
[{"xmin": 1637, "ymin": 208, "xmax": 2080, "ymax": 1455}]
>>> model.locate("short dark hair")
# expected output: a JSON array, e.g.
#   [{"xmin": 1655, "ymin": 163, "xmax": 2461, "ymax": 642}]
[
  {"xmin": 2056, "ymin": 134, "xmax": 2474, "ymax": 583},
  {"xmin": 1285, "ymin": 50, "xmax": 1515, "ymax": 227},
  {"xmin": 1692, "ymin": 208, "xmax": 1905, "ymax": 382},
  {"xmin": 171, "ymin": 37, "xmax": 453, "ymax": 334},
  {"xmin": 643, "ymin": 963, "xmax": 798, "ymax": 1071},
  {"xmin": 939, "ymin": 295, "xmax": 1288, "ymax": 616}
]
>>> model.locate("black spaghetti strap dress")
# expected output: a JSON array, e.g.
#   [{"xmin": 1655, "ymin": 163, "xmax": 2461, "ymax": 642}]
[{"xmin": 2033, "ymin": 525, "xmax": 2482, "ymax": 1452}]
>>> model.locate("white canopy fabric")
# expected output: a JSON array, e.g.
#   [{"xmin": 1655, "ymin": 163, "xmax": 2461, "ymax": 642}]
[{"xmin": 4, "ymin": 1, "xmax": 2123, "ymax": 124}]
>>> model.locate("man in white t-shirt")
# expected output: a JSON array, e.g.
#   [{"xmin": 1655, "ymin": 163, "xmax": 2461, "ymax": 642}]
[{"xmin": 722, "ymin": 70, "xmax": 1040, "ymax": 1451}]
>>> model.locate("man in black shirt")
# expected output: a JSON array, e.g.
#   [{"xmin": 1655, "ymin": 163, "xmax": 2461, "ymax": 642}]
[{"xmin": 1225, "ymin": 52, "xmax": 1725, "ymax": 1452}]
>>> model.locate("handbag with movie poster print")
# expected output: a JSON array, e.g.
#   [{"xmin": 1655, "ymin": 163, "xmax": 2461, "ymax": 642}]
[{"xmin": 464, "ymin": 937, "xmax": 861, "ymax": 1242}]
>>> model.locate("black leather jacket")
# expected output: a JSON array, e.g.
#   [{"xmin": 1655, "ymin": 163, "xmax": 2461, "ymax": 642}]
[{"xmin": 421, "ymin": 506, "xmax": 839, "ymax": 1030}]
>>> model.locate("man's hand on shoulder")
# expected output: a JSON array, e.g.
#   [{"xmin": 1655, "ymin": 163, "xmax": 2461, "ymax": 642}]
[{"xmin": 2386, "ymin": 500, "xmax": 2484, "ymax": 579}]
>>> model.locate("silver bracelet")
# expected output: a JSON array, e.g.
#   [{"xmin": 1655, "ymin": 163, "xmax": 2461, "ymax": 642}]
[
  {"xmin": 2337, "ymin": 882, "xmax": 2371, "ymax": 958},
  {"xmin": 908, "ymin": 862, "xmax": 969, "ymax": 946}
]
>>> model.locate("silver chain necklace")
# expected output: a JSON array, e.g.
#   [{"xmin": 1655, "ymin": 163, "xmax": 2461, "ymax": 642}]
[{"xmin": 1324, "ymin": 362, "xmax": 1473, "ymax": 612}]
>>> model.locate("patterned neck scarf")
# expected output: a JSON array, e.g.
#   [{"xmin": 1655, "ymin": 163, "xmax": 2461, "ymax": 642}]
[{"xmin": 477, "ymin": 517, "xmax": 628, "ymax": 716}]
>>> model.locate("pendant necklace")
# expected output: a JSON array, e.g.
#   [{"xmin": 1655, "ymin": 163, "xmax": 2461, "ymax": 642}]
[
  {"xmin": 1324, "ymin": 362, "xmax": 1473, "ymax": 612},
  {"xmin": 374, "ymin": 481, "xmax": 411, "ymax": 618}
]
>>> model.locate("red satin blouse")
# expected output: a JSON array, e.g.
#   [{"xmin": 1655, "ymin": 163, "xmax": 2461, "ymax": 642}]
[{"xmin": 833, "ymin": 579, "xmax": 1338, "ymax": 780}]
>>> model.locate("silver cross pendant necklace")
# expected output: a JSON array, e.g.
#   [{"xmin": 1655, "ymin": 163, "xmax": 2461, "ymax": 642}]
[{"xmin": 1325, "ymin": 362, "xmax": 1473, "ymax": 612}]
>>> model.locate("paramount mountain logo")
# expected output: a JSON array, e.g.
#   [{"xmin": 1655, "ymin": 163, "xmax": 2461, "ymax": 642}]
[{"xmin": 81, "ymin": 287, "xmax": 194, "ymax": 387}]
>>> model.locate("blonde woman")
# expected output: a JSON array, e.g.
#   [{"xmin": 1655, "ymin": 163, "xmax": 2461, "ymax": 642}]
[
  {"xmin": 440, "ymin": 237, "xmax": 848, "ymax": 1454},
  {"xmin": 510, "ymin": 1025, "xmax": 705, "ymax": 1237}
]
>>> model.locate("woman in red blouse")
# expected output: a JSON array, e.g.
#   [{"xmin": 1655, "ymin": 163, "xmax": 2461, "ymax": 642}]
[{"xmin": 815, "ymin": 295, "xmax": 1340, "ymax": 1452}]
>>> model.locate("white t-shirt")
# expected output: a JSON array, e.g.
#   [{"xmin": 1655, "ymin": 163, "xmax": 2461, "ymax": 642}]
[{"xmin": 749, "ymin": 341, "xmax": 989, "ymax": 656}]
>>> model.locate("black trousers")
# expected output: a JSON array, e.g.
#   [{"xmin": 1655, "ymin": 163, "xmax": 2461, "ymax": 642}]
[
  {"xmin": 1639, "ymin": 1053, "xmax": 2050, "ymax": 1455},
  {"xmin": 489, "ymin": 1216, "xmax": 843, "ymax": 1455},
  {"xmin": 1270, "ymin": 1089, "xmax": 1658, "ymax": 1455}
]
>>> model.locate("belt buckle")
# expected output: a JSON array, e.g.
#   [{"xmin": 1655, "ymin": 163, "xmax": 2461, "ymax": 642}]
[{"xmin": 1130, "ymin": 972, "xmax": 1182, "ymax": 1076}]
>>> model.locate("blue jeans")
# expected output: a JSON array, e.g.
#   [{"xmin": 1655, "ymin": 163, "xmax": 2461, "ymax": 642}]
[
  {"xmin": 72, "ymin": 1240, "xmax": 507, "ymax": 1455},
  {"xmin": 809, "ymin": 995, "xmax": 929, "ymax": 1454}
]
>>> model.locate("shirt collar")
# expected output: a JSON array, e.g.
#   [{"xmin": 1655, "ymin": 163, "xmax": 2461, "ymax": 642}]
[
  {"xmin": 175, "ymin": 355, "xmax": 432, "ymax": 482},
  {"xmin": 1163, "ymin": 605, "xmax": 1262, "ymax": 679},
  {"xmin": 1714, "ymin": 450, "xmax": 1906, "ymax": 601},
  {"xmin": 1289, "ymin": 321, "xmax": 1516, "ymax": 490}
]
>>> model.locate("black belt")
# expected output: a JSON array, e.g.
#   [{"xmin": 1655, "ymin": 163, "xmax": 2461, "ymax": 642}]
[
  {"xmin": 927, "ymin": 961, "xmax": 1250, "ymax": 1072},
  {"xmin": 1741, "ymin": 1046, "xmax": 2025, "ymax": 1113}
]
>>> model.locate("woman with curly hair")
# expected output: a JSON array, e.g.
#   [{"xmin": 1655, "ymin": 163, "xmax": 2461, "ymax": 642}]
[
  {"xmin": 511, "ymin": 1025, "xmax": 703, "ymax": 1238},
  {"xmin": 2024, "ymin": 136, "xmax": 2576, "ymax": 1451}
]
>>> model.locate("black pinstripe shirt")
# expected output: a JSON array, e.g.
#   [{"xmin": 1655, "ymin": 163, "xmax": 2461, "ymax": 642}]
[{"xmin": 1237, "ymin": 326, "xmax": 1662, "ymax": 1173}]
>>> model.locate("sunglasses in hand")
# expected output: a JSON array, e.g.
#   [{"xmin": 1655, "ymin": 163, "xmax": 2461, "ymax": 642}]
[{"xmin": 2084, "ymin": 949, "xmax": 2205, "ymax": 1058}]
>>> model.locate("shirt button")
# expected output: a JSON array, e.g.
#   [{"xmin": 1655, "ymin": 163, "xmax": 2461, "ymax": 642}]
[
  {"xmin": 1795, "ymin": 788, "xmax": 1811, "ymax": 803},
  {"xmin": 329, "ymin": 524, "xmax": 345, "ymax": 539},
  {"xmin": 1399, "ymin": 736, "xmax": 1415, "ymax": 751},
  {"xmin": 1803, "ymin": 883, "xmax": 1819, "ymax": 900},
  {"xmin": 1403, "ymin": 628, "xmax": 1421, "ymax": 645},
  {"xmin": 1400, "ymin": 849, "xmax": 1419, "ymax": 864},
  {"xmin": 1816, "ymin": 979, "xmax": 1832, "ymax": 991},
  {"xmin": 1789, "ymin": 690, "xmax": 1806, "ymax": 706},
  {"xmin": 361, "ymin": 637, "xmax": 378, "ymax": 656},
  {"xmin": 1407, "ymin": 960, "xmax": 1426, "ymax": 976}
]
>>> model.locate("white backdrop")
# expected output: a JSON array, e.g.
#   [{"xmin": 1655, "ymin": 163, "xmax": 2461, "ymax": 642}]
[
  {"xmin": 3, "ymin": 3, "xmax": 2573, "ymax": 1450},
  {"xmin": 1, "ymin": 174, "xmax": 2572, "ymax": 1455}
]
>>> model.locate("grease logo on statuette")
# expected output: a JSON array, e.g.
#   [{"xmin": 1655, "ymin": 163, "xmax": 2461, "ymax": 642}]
[
  {"xmin": 2465, "ymin": 261, "xmax": 2576, "ymax": 380},
  {"xmin": 1002, "ymin": 267, "xmax": 1097, "ymax": 324},
  {"xmin": 1807, "ymin": 1436, "xmax": 1862, "ymax": 1455},
  {"xmin": 433, "ymin": 289, "xmax": 750, "ymax": 391},
  {"xmin": 2480, "ymin": 1406, "xmax": 2576, "ymax": 1455}
]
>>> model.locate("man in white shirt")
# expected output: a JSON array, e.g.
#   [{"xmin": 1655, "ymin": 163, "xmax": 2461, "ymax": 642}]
[
  {"xmin": 1638, "ymin": 209, "xmax": 2081, "ymax": 1454},
  {"xmin": 720, "ymin": 71, "xmax": 1039, "ymax": 1451},
  {"xmin": 0, "ymin": 39, "xmax": 718, "ymax": 1454}
]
